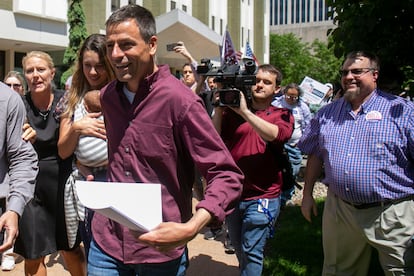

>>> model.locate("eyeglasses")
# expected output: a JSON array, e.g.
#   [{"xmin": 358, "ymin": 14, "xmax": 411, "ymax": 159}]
[
  {"xmin": 339, "ymin": 68, "xmax": 374, "ymax": 77},
  {"xmin": 5, "ymin": 83, "xmax": 22, "ymax": 89},
  {"xmin": 285, "ymin": 95, "xmax": 298, "ymax": 100}
]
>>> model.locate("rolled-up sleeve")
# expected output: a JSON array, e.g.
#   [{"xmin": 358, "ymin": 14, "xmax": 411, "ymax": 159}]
[{"xmin": 297, "ymin": 114, "xmax": 321, "ymax": 157}]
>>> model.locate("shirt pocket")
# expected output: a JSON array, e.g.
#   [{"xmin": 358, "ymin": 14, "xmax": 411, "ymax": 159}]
[
  {"xmin": 367, "ymin": 120, "xmax": 402, "ymax": 164},
  {"xmin": 128, "ymin": 121, "xmax": 173, "ymax": 159}
]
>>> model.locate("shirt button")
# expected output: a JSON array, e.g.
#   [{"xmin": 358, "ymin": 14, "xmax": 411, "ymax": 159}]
[
  {"xmin": 345, "ymin": 187, "xmax": 350, "ymax": 191},
  {"xmin": 125, "ymin": 171, "xmax": 131, "ymax": 176},
  {"xmin": 347, "ymin": 153, "xmax": 352, "ymax": 157},
  {"xmin": 345, "ymin": 170, "xmax": 349, "ymax": 174},
  {"xmin": 125, "ymin": 147, "xmax": 130, "ymax": 153}
]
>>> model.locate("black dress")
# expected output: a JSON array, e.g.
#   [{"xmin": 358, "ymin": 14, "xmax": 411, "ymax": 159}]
[{"xmin": 14, "ymin": 90, "xmax": 81, "ymax": 259}]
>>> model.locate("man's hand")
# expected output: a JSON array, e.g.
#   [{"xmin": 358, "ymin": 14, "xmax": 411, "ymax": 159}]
[
  {"xmin": 173, "ymin": 41, "xmax": 195, "ymax": 63},
  {"xmin": 135, "ymin": 221, "xmax": 198, "ymax": 252},
  {"xmin": 228, "ymin": 91, "xmax": 249, "ymax": 115},
  {"xmin": 0, "ymin": 210, "xmax": 19, "ymax": 253},
  {"xmin": 301, "ymin": 193, "xmax": 318, "ymax": 222},
  {"xmin": 135, "ymin": 208, "xmax": 211, "ymax": 252}
]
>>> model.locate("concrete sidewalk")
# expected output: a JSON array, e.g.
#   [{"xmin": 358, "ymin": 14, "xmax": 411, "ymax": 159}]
[{"xmin": 4, "ymin": 230, "xmax": 239, "ymax": 276}]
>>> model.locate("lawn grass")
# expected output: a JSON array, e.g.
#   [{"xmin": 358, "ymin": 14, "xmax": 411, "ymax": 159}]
[{"xmin": 263, "ymin": 199, "xmax": 385, "ymax": 276}]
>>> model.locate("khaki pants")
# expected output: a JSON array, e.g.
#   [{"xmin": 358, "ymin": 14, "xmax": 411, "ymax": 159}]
[{"xmin": 322, "ymin": 189, "xmax": 414, "ymax": 276}]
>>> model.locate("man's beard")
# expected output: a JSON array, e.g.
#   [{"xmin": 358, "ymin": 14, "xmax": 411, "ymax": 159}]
[{"xmin": 343, "ymin": 87, "xmax": 360, "ymax": 102}]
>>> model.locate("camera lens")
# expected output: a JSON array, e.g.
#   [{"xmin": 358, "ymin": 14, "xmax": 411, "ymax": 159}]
[{"xmin": 219, "ymin": 89, "xmax": 240, "ymax": 107}]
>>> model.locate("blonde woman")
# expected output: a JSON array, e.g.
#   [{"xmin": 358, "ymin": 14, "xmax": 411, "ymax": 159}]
[{"xmin": 13, "ymin": 51, "xmax": 86, "ymax": 276}]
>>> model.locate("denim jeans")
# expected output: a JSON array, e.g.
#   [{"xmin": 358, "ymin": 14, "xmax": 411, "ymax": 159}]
[
  {"xmin": 88, "ymin": 239, "xmax": 189, "ymax": 276},
  {"xmin": 281, "ymin": 144, "xmax": 303, "ymax": 204},
  {"xmin": 226, "ymin": 197, "xmax": 281, "ymax": 276},
  {"xmin": 284, "ymin": 143, "xmax": 302, "ymax": 177}
]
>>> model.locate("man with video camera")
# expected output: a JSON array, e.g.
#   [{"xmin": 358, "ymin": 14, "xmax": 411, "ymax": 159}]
[{"xmin": 212, "ymin": 64, "xmax": 294, "ymax": 275}]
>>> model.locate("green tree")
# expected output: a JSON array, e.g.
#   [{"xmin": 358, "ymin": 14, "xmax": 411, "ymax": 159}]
[
  {"xmin": 269, "ymin": 33, "xmax": 341, "ymax": 87},
  {"xmin": 310, "ymin": 38, "xmax": 343, "ymax": 85},
  {"xmin": 327, "ymin": 0, "xmax": 414, "ymax": 95},
  {"xmin": 61, "ymin": 0, "xmax": 88, "ymax": 87}
]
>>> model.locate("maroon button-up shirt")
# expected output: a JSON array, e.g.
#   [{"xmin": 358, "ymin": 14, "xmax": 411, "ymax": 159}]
[{"xmin": 93, "ymin": 65, "xmax": 243, "ymax": 264}]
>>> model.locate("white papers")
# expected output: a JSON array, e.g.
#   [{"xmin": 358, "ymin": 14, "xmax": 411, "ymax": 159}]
[
  {"xmin": 75, "ymin": 181, "xmax": 162, "ymax": 232},
  {"xmin": 299, "ymin": 76, "xmax": 330, "ymax": 105}
]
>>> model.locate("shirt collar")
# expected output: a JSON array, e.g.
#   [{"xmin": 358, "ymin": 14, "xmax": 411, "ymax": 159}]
[{"xmin": 344, "ymin": 89, "xmax": 378, "ymax": 114}]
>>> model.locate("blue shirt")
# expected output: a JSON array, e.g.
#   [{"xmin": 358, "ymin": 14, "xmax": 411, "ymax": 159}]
[{"xmin": 298, "ymin": 90, "xmax": 414, "ymax": 204}]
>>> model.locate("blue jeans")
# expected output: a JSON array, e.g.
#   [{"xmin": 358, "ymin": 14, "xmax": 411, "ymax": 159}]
[
  {"xmin": 284, "ymin": 143, "xmax": 302, "ymax": 178},
  {"xmin": 281, "ymin": 144, "xmax": 303, "ymax": 204},
  {"xmin": 88, "ymin": 239, "xmax": 189, "ymax": 276},
  {"xmin": 226, "ymin": 197, "xmax": 281, "ymax": 276}
]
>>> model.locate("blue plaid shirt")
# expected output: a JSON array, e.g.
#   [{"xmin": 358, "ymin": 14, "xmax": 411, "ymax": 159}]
[{"xmin": 298, "ymin": 90, "xmax": 414, "ymax": 204}]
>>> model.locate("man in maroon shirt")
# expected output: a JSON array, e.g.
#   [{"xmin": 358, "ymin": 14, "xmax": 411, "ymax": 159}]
[
  {"xmin": 87, "ymin": 4, "xmax": 243, "ymax": 275},
  {"xmin": 212, "ymin": 64, "xmax": 294, "ymax": 275}
]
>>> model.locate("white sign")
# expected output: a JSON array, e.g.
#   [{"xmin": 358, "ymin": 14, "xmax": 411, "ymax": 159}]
[{"xmin": 299, "ymin": 76, "xmax": 330, "ymax": 105}]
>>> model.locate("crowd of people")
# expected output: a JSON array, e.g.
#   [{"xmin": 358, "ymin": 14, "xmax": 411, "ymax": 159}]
[{"xmin": 0, "ymin": 3, "xmax": 413, "ymax": 276}]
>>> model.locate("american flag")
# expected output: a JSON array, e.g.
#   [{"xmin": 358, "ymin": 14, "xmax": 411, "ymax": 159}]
[{"xmin": 244, "ymin": 41, "xmax": 259, "ymax": 66}]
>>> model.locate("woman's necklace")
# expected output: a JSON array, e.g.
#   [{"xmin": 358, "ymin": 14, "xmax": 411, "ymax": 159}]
[
  {"xmin": 33, "ymin": 93, "xmax": 54, "ymax": 121},
  {"xmin": 38, "ymin": 109, "xmax": 50, "ymax": 121}
]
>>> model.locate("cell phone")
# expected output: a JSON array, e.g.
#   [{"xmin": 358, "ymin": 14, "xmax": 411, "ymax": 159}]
[{"xmin": 166, "ymin": 43, "xmax": 179, "ymax": 51}]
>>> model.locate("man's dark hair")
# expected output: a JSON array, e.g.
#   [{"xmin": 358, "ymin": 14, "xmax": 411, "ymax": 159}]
[
  {"xmin": 345, "ymin": 51, "xmax": 380, "ymax": 72},
  {"xmin": 182, "ymin": 63, "xmax": 193, "ymax": 70},
  {"xmin": 257, "ymin": 64, "xmax": 283, "ymax": 86},
  {"xmin": 105, "ymin": 4, "xmax": 156, "ymax": 43}
]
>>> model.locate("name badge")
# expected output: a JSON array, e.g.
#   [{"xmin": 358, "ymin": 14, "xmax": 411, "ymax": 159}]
[{"xmin": 366, "ymin": 110, "xmax": 382, "ymax": 121}]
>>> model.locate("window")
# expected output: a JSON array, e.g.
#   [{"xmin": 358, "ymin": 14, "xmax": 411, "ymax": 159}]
[
  {"xmin": 182, "ymin": 5, "xmax": 187, "ymax": 12},
  {"xmin": 111, "ymin": 0, "xmax": 120, "ymax": 12},
  {"xmin": 171, "ymin": 1, "xmax": 176, "ymax": 10},
  {"xmin": 220, "ymin": 19, "xmax": 223, "ymax": 35},
  {"xmin": 14, "ymin": 0, "xmax": 67, "ymax": 21},
  {"xmin": 212, "ymin": 16, "xmax": 215, "ymax": 31}
]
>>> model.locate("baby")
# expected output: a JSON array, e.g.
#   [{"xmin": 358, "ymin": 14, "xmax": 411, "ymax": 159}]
[
  {"xmin": 75, "ymin": 90, "xmax": 108, "ymax": 181},
  {"xmin": 83, "ymin": 89, "xmax": 102, "ymax": 113}
]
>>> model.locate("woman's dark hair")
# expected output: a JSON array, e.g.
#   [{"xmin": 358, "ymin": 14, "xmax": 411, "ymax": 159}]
[
  {"xmin": 282, "ymin": 83, "xmax": 303, "ymax": 98},
  {"xmin": 62, "ymin": 34, "xmax": 115, "ymax": 119}
]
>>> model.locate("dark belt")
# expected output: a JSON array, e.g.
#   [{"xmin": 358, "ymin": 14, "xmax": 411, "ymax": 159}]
[{"xmin": 342, "ymin": 195, "xmax": 414, "ymax": 209}]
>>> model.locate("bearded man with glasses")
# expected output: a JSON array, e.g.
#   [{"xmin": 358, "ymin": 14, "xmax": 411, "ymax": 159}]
[{"xmin": 298, "ymin": 50, "xmax": 414, "ymax": 275}]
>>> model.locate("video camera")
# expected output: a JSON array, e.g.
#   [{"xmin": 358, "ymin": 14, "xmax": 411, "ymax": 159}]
[{"xmin": 196, "ymin": 58, "xmax": 257, "ymax": 107}]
